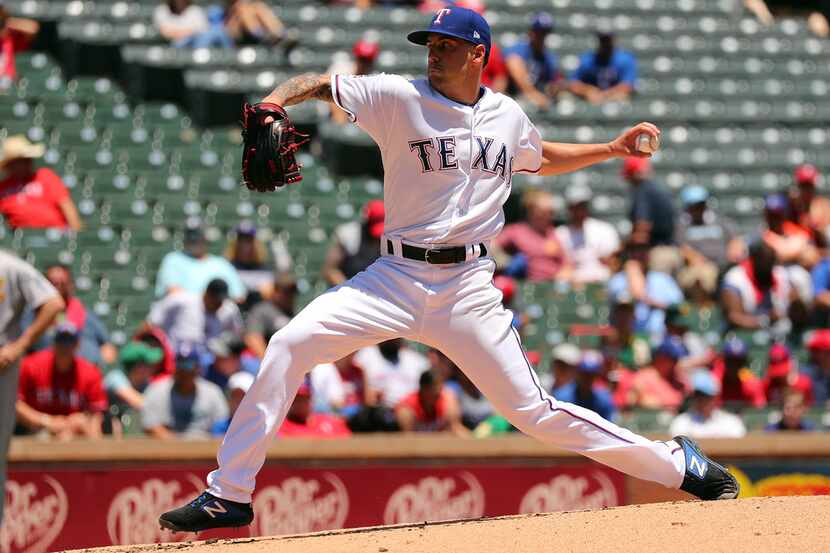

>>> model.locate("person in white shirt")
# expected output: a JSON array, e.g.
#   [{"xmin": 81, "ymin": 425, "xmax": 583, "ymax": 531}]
[
  {"xmin": 147, "ymin": 279, "xmax": 243, "ymax": 351},
  {"xmin": 354, "ymin": 339, "xmax": 429, "ymax": 409},
  {"xmin": 669, "ymin": 371, "xmax": 747, "ymax": 439},
  {"xmin": 555, "ymin": 184, "xmax": 621, "ymax": 284}
]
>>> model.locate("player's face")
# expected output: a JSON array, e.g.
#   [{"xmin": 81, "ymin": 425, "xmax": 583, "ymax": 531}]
[{"xmin": 426, "ymin": 35, "xmax": 478, "ymax": 86}]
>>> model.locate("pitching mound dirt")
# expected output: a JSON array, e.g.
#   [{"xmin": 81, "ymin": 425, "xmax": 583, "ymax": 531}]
[{"xmin": 75, "ymin": 496, "xmax": 829, "ymax": 553}]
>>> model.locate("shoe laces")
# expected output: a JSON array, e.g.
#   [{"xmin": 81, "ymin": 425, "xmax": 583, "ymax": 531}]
[{"xmin": 189, "ymin": 492, "xmax": 214, "ymax": 508}]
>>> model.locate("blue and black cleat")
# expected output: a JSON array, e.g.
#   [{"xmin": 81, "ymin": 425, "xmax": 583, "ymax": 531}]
[
  {"xmin": 675, "ymin": 435, "xmax": 740, "ymax": 500},
  {"xmin": 159, "ymin": 491, "xmax": 254, "ymax": 533}
]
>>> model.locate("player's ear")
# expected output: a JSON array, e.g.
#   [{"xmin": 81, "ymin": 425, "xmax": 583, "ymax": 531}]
[{"xmin": 471, "ymin": 44, "xmax": 486, "ymax": 65}]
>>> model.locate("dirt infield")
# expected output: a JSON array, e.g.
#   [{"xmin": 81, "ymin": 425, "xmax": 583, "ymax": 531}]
[{"xmin": 76, "ymin": 496, "xmax": 829, "ymax": 553}]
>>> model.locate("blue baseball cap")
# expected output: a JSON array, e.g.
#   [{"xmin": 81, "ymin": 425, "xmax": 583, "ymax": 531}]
[
  {"xmin": 175, "ymin": 343, "xmax": 201, "ymax": 371},
  {"xmin": 722, "ymin": 337, "xmax": 748, "ymax": 358},
  {"xmin": 655, "ymin": 336, "xmax": 688, "ymax": 360},
  {"xmin": 530, "ymin": 12, "xmax": 555, "ymax": 33},
  {"xmin": 764, "ymin": 193, "xmax": 789, "ymax": 213},
  {"xmin": 407, "ymin": 7, "xmax": 491, "ymax": 65},
  {"xmin": 681, "ymin": 185, "xmax": 709, "ymax": 206},
  {"xmin": 691, "ymin": 370, "xmax": 720, "ymax": 397},
  {"xmin": 578, "ymin": 350, "xmax": 604, "ymax": 374}
]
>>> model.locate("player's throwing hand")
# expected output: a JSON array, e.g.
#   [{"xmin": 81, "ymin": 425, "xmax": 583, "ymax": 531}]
[{"xmin": 610, "ymin": 122, "xmax": 661, "ymax": 158}]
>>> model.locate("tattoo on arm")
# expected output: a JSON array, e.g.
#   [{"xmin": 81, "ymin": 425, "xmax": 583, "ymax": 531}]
[{"xmin": 264, "ymin": 73, "xmax": 332, "ymax": 106}]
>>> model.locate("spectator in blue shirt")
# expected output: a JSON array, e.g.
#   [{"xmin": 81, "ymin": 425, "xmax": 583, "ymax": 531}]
[
  {"xmin": 569, "ymin": 28, "xmax": 638, "ymax": 104},
  {"xmin": 504, "ymin": 12, "xmax": 562, "ymax": 110},
  {"xmin": 553, "ymin": 350, "xmax": 616, "ymax": 422},
  {"xmin": 813, "ymin": 253, "xmax": 830, "ymax": 327},
  {"xmin": 155, "ymin": 218, "xmax": 246, "ymax": 302}
]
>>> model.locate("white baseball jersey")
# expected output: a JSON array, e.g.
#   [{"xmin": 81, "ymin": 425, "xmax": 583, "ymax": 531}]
[{"xmin": 331, "ymin": 74, "xmax": 543, "ymax": 245}]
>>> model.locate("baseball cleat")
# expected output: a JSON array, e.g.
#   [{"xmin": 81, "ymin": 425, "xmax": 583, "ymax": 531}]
[
  {"xmin": 674, "ymin": 435, "xmax": 740, "ymax": 500},
  {"xmin": 159, "ymin": 491, "xmax": 254, "ymax": 533}
]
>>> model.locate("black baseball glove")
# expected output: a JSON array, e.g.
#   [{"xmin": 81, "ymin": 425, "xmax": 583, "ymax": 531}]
[{"xmin": 241, "ymin": 102, "xmax": 309, "ymax": 192}]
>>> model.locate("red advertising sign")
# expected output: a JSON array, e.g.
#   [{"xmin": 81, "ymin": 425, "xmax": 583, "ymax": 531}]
[{"xmin": 1, "ymin": 463, "xmax": 625, "ymax": 553}]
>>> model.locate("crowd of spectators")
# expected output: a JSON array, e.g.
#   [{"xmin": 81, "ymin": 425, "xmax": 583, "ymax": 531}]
[{"xmin": 3, "ymin": 4, "xmax": 830, "ymax": 445}]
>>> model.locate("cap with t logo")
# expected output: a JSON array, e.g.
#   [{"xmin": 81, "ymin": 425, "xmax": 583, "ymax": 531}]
[{"xmin": 407, "ymin": 6, "xmax": 492, "ymax": 64}]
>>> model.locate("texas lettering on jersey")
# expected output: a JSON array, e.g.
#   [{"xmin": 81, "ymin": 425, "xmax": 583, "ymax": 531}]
[{"xmin": 408, "ymin": 136, "xmax": 513, "ymax": 184}]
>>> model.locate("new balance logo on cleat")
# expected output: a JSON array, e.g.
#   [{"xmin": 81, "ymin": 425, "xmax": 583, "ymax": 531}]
[
  {"xmin": 686, "ymin": 451, "xmax": 708, "ymax": 479},
  {"xmin": 675, "ymin": 436, "xmax": 739, "ymax": 501},
  {"xmin": 203, "ymin": 501, "xmax": 228, "ymax": 519}
]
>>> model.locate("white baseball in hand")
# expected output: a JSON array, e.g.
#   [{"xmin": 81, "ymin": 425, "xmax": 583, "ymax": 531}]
[{"xmin": 636, "ymin": 133, "xmax": 660, "ymax": 154}]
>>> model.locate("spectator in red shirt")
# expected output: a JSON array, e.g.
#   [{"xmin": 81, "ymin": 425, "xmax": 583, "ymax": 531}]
[
  {"xmin": 0, "ymin": 6, "xmax": 39, "ymax": 87},
  {"xmin": 710, "ymin": 337, "xmax": 766, "ymax": 410},
  {"xmin": 395, "ymin": 370, "xmax": 467, "ymax": 436},
  {"xmin": 614, "ymin": 336, "xmax": 686, "ymax": 412},
  {"xmin": 481, "ymin": 43, "xmax": 508, "ymax": 93},
  {"xmin": 15, "ymin": 323, "xmax": 107, "ymax": 440},
  {"xmin": 278, "ymin": 377, "xmax": 351, "ymax": 438},
  {"xmin": 495, "ymin": 189, "xmax": 568, "ymax": 281},
  {"xmin": 0, "ymin": 136, "xmax": 82, "ymax": 231},
  {"xmin": 763, "ymin": 343, "xmax": 814, "ymax": 406}
]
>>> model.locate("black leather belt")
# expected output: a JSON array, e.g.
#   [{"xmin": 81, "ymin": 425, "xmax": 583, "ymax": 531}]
[{"xmin": 387, "ymin": 240, "xmax": 488, "ymax": 264}]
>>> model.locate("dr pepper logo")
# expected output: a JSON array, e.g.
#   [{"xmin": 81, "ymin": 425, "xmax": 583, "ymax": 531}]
[
  {"xmin": 384, "ymin": 472, "xmax": 485, "ymax": 524},
  {"xmin": 252, "ymin": 473, "xmax": 349, "ymax": 535},
  {"xmin": 1, "ymin": 476, "xmax": 69, "ymax": 553},
  {"xmin": 519, "ymin": 471, "xmax": 620, "ymax": 513}
]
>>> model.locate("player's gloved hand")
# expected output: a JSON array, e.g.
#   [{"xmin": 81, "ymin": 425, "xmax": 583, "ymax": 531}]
[
  {"xmin": 241, "ymin": 102, "xmax": 310, "ymax": 192},
  {"xmin": 609, "ymin": 122, "xmax": 660, "ymax": 158}
]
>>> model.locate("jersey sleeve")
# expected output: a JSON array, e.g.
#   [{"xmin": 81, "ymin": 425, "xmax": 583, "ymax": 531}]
[
  {"xmin": 330, "ymin": 73, "xmax": 409, "ymax": 146},
  {"xmin": 512, "ymin": 113, "xmax": 543, "ymax": 174}
]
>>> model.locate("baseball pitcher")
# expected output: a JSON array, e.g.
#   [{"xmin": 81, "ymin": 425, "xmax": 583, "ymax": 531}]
[{"xmin": 160, "ymin": 7, "xmax": 738, "ymax": 533}]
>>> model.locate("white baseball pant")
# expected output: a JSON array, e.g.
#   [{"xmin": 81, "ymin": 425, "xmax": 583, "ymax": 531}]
[{"xmin": 207, "ymin": 248, "xmax": 686, "ymax": 503}]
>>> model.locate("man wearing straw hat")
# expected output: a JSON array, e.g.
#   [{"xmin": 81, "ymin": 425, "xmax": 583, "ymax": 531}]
[{"xmin": 0, "ymin": 135, "xmax": 82, "ymax": 231}]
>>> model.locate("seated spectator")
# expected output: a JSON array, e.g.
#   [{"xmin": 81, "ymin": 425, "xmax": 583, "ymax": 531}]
[
  {"xmin": 104, "ymin": 341, "xmax": 163, "ymax": 413},
  {"xmin": 322, "ymin": 200, "xmax": 384, "ymax": 286},
  {"xmin": 745, "ymin": 0, "xmax": 830, "ymax": 37},
  {"xmin": 395, "ymin": 370, "xmax": 467, "ymax": 436},
  {"xmin": 622, "ymin": 157, "xmax": 675, "ymax": 247},
  {"xmin": 133, "ymin": 325, "xmax": 175, "ymax": 381},
  {"xmin": 669, "ymin": 371, "xmax": 747, "ymax": 438},
  {"xmin": 805, "ymin": 329, "xmax": 830, "ymax": 406},
  {"xmin": 604, "ymin": 293, "xmax": 651, "ymax": 370},
  {"xmin": 550, "ymin": 342, "xmax": 581, "ymax": 390},
  {"xmin": 766, "ymin": 389, "xmax": 815, "ymax": 431},
  {"xmin": 676, "ymin": 186, "xmax": 744, "ymax": 299},
  {"xmin": 762, "ymin": 343, "xmax": 814, "ymax": 406},
  {"xmin": 615, "ymin": 336, "xmax": 687, "ymax": 413},
  {"xmin": 710, "ymin": 337, "xmax": 766, "ymax": 410},
  {"xmin": 663, "ymin": 304, "xmax": 714, "ymax": 374},
  {"xmin": 481, "ymin": 42, "xmax": 508, "ymax": 94},
  {"xmin": 327, "ymin": 40, "xmax": 380, "ymax": 124},
  {"xmin": 155, "ymin": 218, "xmax": 246, "ymax": 301},
  {"xmin": 759, "ymin": 193, "xmax": 819, "ymax": 267},
  {"xmin": 553, "ymin": 351, "xmax": 616, "ymax": 421},
  {"xmin": 569, "ymin": 28, "xmax": 638, "ymax": 104},
  {"xmin": 721, "ymin": 240, "xmax": 813, "ymax": 332},
  {"xmin": 495, "ymin": 189, "xmax": 567, "ymax": 281},
  {"xmin": 493, "ymin": 275, "xmax": 528, "ymax": 330},
  {"xmin": 211, "ymin": 370, "xmax": 255, "ymax": 436},
  {"xmin": 224, "ymin": 0, "xmax": 294, "ymax": 48},
  {"xmin": 142, "ymin": 345, "xmax": 229, "ymax": 439},
  {"xmin": 310, "ymin": 352, "xmax": 368, "ymax": 417},
  {"xmin": 607, "ymin": 240, "xmax": 683, "ymax": 341},
  {"xmin": 147, "ymin": 278, "xmax": 243, "ymax": 351},
  {"xmin": 204, "ymin": 333, "xmax": 244, "ymax": 390},
  {"xmin": 355, "ymin": 339, "xmax": 429, "ymax": 409},
  {"xmin": 0, "ymin": 5, "xmax": 39, "ymax": 88},
  {"xmin": 34, "ymin": 264, "xmax": 116, "ymax": 367},
  {"xmin": 244, "ymin": 272, "xmax": 297, "ymax": 359},
  {"xmin": 447, "ymin": 365, "xmax": 493, "ymax": 430},
  {"xmin": 811, "ymin": 250, "xmax": 830, "ymax": 328},
  {"xmin": 154, "ymin": 0, "xmax": 232, "ymax": 48},
  {"xmin": 556, "ymin": 184, "xmax": 621, "ymax": 285},
  {"xmin": 224, "ymin": 221, "xmax": 272, "ymax": 303},
  {"xmin": 789, "ymin": 164, "xmax": 830, "ymax": 248},
  {"xmin": 0, "ymin": 136, "xmax": 82, "ymax": 231},
  {"xmin": 15, "ymin": 323, "xmax": 107, "ymax": 440},
  {"xmin": 278, "ymin": 378, "xmax": 351, "ymax": 438},
  {"xmin": 504, "ymin": 12, "xmax": 561, "ymax": 110}
]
